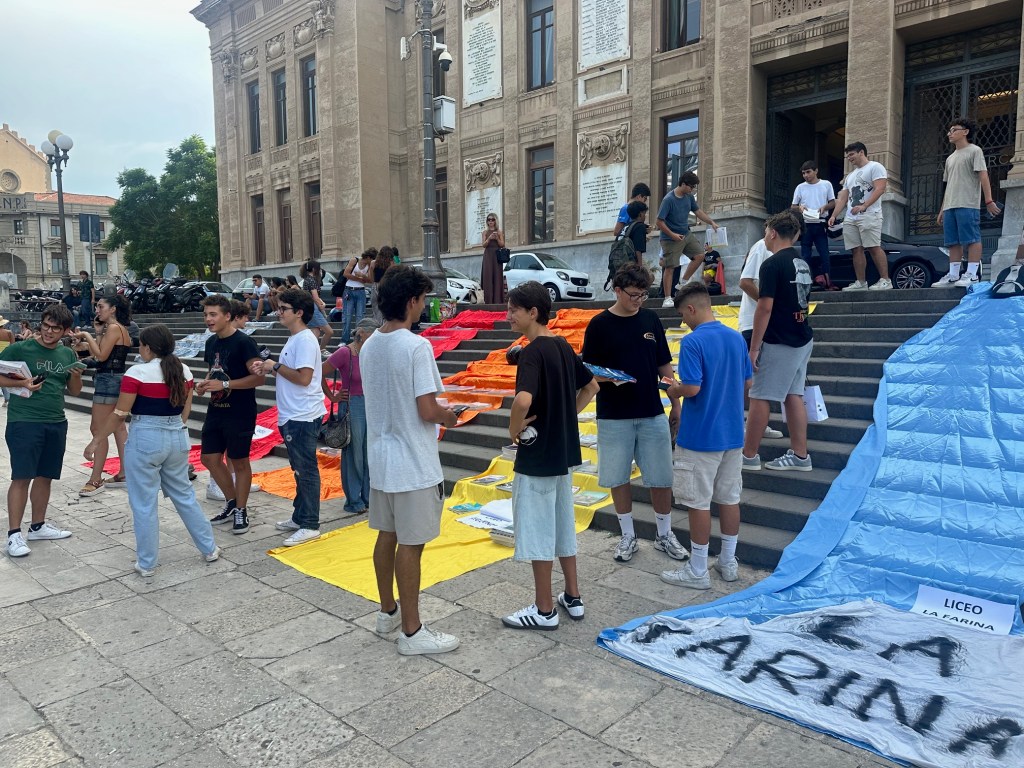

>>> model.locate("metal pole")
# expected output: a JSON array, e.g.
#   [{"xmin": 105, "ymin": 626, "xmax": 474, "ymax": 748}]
[
  {"xmin": 419, "ymin": 0, "xmax": 445, "ymax": 297},
  {"xmin": 54, "ymin": 160, "xmax": 72, "ymax": 293}
]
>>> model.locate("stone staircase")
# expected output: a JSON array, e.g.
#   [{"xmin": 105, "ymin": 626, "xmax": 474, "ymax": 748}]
[{"xmin": 65, "ymin": 289, "xmax": 964, "ymax": 569}]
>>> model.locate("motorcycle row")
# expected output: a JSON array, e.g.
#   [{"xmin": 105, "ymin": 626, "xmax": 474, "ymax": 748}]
[{"xmin": 11, "ymin": 269, "xmax": 210, "ymax": 315}]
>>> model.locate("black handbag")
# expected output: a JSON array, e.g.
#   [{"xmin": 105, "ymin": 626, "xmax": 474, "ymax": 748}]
[
  {"xmin": 495, "ymin": 247, "xmax": 511, "ymax": 264},
  {"xmin": 321, "ymin": 362, "xmax": 352, "ymax": 449}
]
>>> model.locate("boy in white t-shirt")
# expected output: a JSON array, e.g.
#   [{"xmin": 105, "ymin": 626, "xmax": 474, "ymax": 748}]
[
  {"xmin": 791, "ymin": 161, "xmax": 836, "ymax": 286},
  {"xmin": 737, "ymin": 236, "xmax": 782, "ymax": 440},
  {"xmin": 829, "ymin": 142, "xmax": 891, "ymax": 291}
]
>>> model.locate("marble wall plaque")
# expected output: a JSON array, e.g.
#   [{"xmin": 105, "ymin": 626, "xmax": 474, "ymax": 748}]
[
  {"xmin": 578, "ymin": 0, "xmax": 630, "ymax": 71},
  {"xmin": 465, "ymin": 186, "xmax": 502, "ymax": 247},
  {"xmin": 462, "ymin": 1, "xmax": 502, "ymax": 106},
  {"xmin": 578, "ymin": 162, "xmax": 627, "ymax": 234}
]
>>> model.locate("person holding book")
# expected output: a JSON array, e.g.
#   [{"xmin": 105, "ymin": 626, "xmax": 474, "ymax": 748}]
[
  {"xmin": 662, "ymin": 282, "xmax": 751, "ymax": 589},
  {"xmin": 1, "ymin": 304, "xmax": 83, "ymax": 558},
  {"xmin": 501, "ymin": 281, "xmax": 598, "ymax": 630},
  {"xmin": 581, "ymin": 263, "xmax": 688, "ymax": 565}
]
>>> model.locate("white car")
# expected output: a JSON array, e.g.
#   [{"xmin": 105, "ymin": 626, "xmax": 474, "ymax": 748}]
[
  {"xmin": 444, "ymin": 267, "xmax": 484, "ymax": 304},
  {"xmin": 503, "ymin": 252, "xmax": 595, "ymax": 302}
]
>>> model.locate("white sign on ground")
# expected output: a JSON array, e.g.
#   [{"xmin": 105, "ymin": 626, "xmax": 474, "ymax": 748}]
[{"xmin": 911, "ymin": 585, "xmax": 1016, "ymax": 635}]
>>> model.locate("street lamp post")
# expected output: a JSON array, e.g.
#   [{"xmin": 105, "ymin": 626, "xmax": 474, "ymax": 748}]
[
  {"xmin": 39, "ymin": 130, "xmax": 74, "ymax": 293},
  {"xmin": 417, "ymin": 0, "xmax": 445, "ymax": 297}
]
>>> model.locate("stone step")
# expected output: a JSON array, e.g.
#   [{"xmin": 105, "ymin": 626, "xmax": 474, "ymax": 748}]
[
  {"xmin": 810, "ymin": 327, "xmax": 926, "ymax": 343},
  {"xmin": 810, "ymin": 312, "xmax": 944, "ymax": 329},
  {"xmin": 810, "ymin": 341, "xmax": 903, "ymax": 360},
  {"xmin": 807, "ymin": 357, "xmax": 884, "ymax": 379}
]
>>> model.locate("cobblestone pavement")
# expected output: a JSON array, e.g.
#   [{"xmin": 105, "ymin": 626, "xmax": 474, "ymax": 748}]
[{"xmin": 0, "ymin": 409, "xmax": 899, "ymax": 768}]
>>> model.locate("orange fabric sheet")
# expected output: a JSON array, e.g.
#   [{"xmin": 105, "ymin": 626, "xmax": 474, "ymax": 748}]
[
  {"xmin": 253, "ymin": 452, "xmax": 345, "ymax": 500},
  {"xmin": 442, "ymin": 308, "xmax": 600, "ymax": 390}
]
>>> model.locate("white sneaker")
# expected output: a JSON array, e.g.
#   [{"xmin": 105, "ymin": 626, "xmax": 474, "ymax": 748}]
[
  {"xmin": 250, "ymin": 483, "xmax": 262, "ymax": 493},
  {"xmin": 660, "ymin": 563, "xmax": 711, "ymax": 590},
  {"xmin": 868, "ymin": 278, "xmax": 893, "ymax": 291},
  {"xmin": 502, "ymin": 604, "xmax": 559, "ymax": 630},
  {"xmin": 204, "ymin": 546, "xmax": 222, "ymax": 563},
  {"xmin": 375, "ymin": 604, "xmax": 402, "ymax": 635},
  {"xmin": 931, "ymin": 274, "xmax": 959, "ymax": 288},
  {"xmin": 26, "ymin": 522, "xmax": 72, "ymax": 540},
  {"xmin": 6, "ymin": 532, "xmax": 30, "ymax": 557},
  {"xmin": 283, "ymin": 528, "xmax": 321, "ymax": 546},
  {"xmin": 714, "ymin": 558, "xmax": 739, "ymax": 582},
  {"xmin": 275, "ymin": 519, "xmax": 300, "ymax": 531},
  {"xmin": 653, "ymin": 532, "xmax": 690, "ymax": 561},
  {"xmin": 613, "ymin": 533, "xmax": 640, "ymax": 562},
  {"xmin": 397, "ymin": 624, "xmax": 460, "ymax": 655},
  {"xmin": 133, "ymin": 561, "xmax": 155, "ymax": 577},
  {"xmin": 557, "ymin": 592, "xmax": 585, "ymax": 620},
  {"xmin": 763, "ymin": 425, "xmax": 784, "ymax": 439},
  {"xmin": 954, "ymin": 273, "xmax": 979, "ymax": 287},
  {"xmin": 842, "ymin": 280, "xmax": 868, "ymax": 291},
  {"xmin": 206, "ymin": 484, "xmax": 226, "ymax": 501},
  {"xmin": 661, "ymin": 298, "xmax": 674, "ymax": 308}
]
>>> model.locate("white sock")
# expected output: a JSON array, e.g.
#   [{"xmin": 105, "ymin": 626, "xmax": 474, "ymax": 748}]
[
  {"xmin": 655, "ymin": 513, "xmax": 672, "ymax": 537},
  {"xmin": 617, "ymin": 513, "xmax": 635, "ymax": 538},
  {"xmin": 690, "ymin": 542, "xmax": 709, "ymax": 575},
  {"xmin": 949, "ymin": 262, "xmax": 961, "ymax": 279},
  {"xmin": 720, "ymin": 534, "xmax": 738, "ymax": 564},
  {"xmin": 208, "ymin": 476, "xmax": 221, "ymax": 493},
  {"xmin": 966, "ymin": 262, "xmax": 980, "ymax": 277}
]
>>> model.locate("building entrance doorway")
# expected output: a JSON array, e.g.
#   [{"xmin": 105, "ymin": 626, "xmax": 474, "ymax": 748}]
[
  {"xmin": 766, "ymin": 63, "xmax": 847, "ymax": 215},
  {"xmin": 903, "ymin": 21, "xmax": 1019, "ymax": 251}
]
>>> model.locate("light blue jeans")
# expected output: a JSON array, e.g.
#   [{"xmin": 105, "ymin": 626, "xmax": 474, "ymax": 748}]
[
  {"xmin": 341, "ymin": 287, "xmax": 366, "ymax": 344},
  {"xmin": 340, "ymin": 395, "xmax": 369, "ymax": 512},
  {"xmin": 125, "ymin": 415, "xmax": 216, "ymax": 570}
]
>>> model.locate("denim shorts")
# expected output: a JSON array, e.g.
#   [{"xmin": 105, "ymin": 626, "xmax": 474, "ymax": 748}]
[
  {"xmin": 672, "ymin": 447, "xmax": 743, "ymax": 509},
  {"xmin": 596, "ymin": 415, "xmax": 673, "ymax": 488},
  {"xmin": 943, "ymin": 207, "xmax": 981, "ymax": 247},
  {"xmin": 93, "ymin": 372, "xmax": 123, "ymax": 405},
  {"xmin": 511, "ymin": 473, "xmax": 577, "ymax": 561},
  {"xmin": 7, "ymin": 420, "xmax": 68, "ymax": 479},
  {"xmin": 307, "ymin": 305, "xmax": 329, "ymax": 329}
]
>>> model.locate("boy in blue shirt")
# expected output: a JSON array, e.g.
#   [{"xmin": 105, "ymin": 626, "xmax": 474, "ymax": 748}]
[{"xmin": 662, "ymin": 282, "xmax": 751, "ymax": 589}]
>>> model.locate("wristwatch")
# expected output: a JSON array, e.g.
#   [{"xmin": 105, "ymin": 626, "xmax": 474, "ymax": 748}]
[
  {"xmin": 221, "ymin": 379, "xmax": 229, "ymax": 391},
  {"xmin": 273, "ymin": 362, "xmax": 282, "ymax": 373}
]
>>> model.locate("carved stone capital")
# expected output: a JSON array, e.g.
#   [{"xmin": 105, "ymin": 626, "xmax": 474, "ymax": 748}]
[
  {"xmin": 464, "ymin": 152, "xmax": 503, "ymax": 192},
  {"xmin": 219, "ymin": 46, "xmax": 237, "ymax": 82},
  {"xmin": 578, "ymin": 123, "xmax": 629, "ymax": 170},
  {"xmin": 266, "ymin": 33, "xmax": 286, "ymax": 61}
]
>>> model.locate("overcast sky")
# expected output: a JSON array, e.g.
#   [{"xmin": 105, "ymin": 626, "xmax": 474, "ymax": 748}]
[{"xmin": 1, "ymin": 0, "xmax": 215, "ymax": 199}]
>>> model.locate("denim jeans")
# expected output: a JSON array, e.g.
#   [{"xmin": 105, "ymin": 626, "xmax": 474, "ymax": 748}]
[
  {"xmin": 341, "ymin": 287, "xmax": 366, "ymax": 344},
  {"xmin": 340, "ymin": 395, "xmax": 369, "ymax": 512},
  {"xmin": 801, "ymin": 223, "xmax": 831, "ymax": 276},
  {"xmin": 124, "ymin": 415, "xmax": 216, "ymax": 570},
  {"xmin": 280, "ymin": 418, "xmax": 321, "ymax": 529}
]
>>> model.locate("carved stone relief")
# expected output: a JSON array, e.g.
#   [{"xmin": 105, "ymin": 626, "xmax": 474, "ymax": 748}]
[
  {"xmin": 464, "ymin": 0, "xmax": 499, "ymax": 20},
  {"xmin": 265, "ymin": 33, "xmax": 285, "ymax": 61},
  {"xmin": 310, "ymin": 0, "xmax": 335, "ymax": 36},
  {"xmin": 294, "ymin": 19, "xmax": 316, "ymax": 46},
  {"xmin": 219, "ymin": 46, "xmax": 238, "ymax": 82},
  {"xmin": 240, "ymin": 47, "xmax": 259, "ymax": 73},
  {"xmin": 578, "ymin": 123, "xmax": 629, "ymax": 170},
  {"xmin": 464, "ymin": 152, "xmax": 503, "ymax": 192}
]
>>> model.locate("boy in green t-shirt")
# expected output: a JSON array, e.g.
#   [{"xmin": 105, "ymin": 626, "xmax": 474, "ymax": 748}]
[{"xmin": 0, "ymin": 305, "xmax": 83, "ymax": 558}]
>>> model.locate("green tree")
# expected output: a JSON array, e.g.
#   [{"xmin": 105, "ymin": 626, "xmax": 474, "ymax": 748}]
[{"xmin": 105, "ymin": 135, "xmax": 220, "ymax": 279}]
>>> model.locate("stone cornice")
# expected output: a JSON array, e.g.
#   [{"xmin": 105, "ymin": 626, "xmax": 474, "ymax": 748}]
[
  {"xmin": 575, "ymin": 101, "xmax": 634, "ymax": 122},
  {"xmin": 651, "ymin": 80, "xmax": 706, "ymax": 104},
  {"xmin": 751, "ymin": 13, "xmax": 849, "ymax": 55},
  {"xmin": 191, "ymin": 0, "xmax": 232, "ymax": 26},
  {"xmin": 895, "ymin": 0, "xmax": 973, "ymax": 17}
]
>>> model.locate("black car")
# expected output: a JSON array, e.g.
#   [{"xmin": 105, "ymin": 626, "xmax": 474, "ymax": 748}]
[{"xmin": 824, "ymin": 235, "xmax": 950, "ymax": 289}]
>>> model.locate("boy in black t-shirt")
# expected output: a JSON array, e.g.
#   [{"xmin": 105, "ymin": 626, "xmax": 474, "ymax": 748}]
[
  {"xmin": 742, "ymin": 210, "xmax": 815, "ymax": 473},
  {"xmin": 197, "ymin": 296, "xmax": 265, "ymax": 533},
  {"xmin": 502, "ymin": 282, "xmax": 598, "ymax": 631}
]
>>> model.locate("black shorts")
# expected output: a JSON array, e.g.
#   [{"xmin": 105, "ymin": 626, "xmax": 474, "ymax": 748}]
[
  {"xmin": 200, "ymin": 417, "xmax": 256, "ymax": 460},
  {"xmin": 7, "ymin": 421, "xmax": 68, "ymax": 480},
  {"xmin": 742, "ymin": 329, "xmax": 753, "ymax": 350}
]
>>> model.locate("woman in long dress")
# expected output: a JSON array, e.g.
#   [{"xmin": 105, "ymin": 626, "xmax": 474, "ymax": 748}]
[{"xmin": 480, "ymin": 213, "xmax": 506, "ymax": 305}]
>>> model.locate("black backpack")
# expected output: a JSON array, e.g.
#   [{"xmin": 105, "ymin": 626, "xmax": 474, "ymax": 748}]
[
  {"xmin": 605, "ymin": 221, "xmax": 641, "ymax": 290},
  {"xmin": 991, "ymin": 262, "xmax": 1024, "ymax": 298}
]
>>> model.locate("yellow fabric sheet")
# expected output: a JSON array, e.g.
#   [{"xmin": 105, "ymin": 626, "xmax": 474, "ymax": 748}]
[{"xmin": 268, "ymin": 456, "xmax": 618, "ymax": 601}]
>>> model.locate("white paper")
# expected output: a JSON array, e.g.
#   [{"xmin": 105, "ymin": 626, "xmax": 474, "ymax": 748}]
[{"xmin": 910, "ymin": 584, "xmax": 1016, "ymax": 635}]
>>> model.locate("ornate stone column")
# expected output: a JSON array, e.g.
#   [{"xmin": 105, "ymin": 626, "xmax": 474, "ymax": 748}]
[
  {"xmin": 990, "ymin": 14, "xmax": 1024, "ymax": 275},
  {"xmin": 844, "ymin": 0, "xmax": 906, "ymax": 236}
]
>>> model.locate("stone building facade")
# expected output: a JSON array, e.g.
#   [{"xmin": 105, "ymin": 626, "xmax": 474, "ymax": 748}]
[
  {"xmin": 0, "ymin": 124, "xmax": 121, "ymax": 289},
  {"xmin": 193, "ymin": 0, "xmax": 1024, "ymax": 294}
]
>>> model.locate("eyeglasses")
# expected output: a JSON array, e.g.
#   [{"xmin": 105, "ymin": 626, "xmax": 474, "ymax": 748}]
[
  {"xmin": 278, "ymin": 305, "xmax": 293, "ymax": 313},
  {"xmin": 40, "ymin": 322, "xmax": 64, "ymax": 333},
  {"xmin": 486, "ymin": 218, "xmax": 496, "ymax": 222},
  {"xmin": 948, "ymin": 127, "xmax": 967, "ymax": 134},
  {"xmin": 622, "ymin": 290, "xmax": 648, "ymax": 301}
]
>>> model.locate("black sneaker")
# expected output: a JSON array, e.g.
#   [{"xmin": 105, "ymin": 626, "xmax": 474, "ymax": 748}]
[
  {"xmin": 232, "ymin": 507, "xmax": 249, "ymax": 535},
  {"xmin": 210, "ymin": 499, "xmax": 236, "ymax": 525}
]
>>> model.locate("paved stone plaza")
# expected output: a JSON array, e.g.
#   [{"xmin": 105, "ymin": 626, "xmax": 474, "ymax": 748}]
[{"xmin": 0, "ymin": 409, "xmax": 899, "ymax": 768}]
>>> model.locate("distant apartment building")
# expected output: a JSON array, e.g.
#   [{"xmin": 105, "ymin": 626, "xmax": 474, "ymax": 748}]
[
  {"xmin": 0, "ymin": 124, "xmax": 122, "ymax": 289},
  {"xmin": 192, "ymin": 0, "xmax": 1023, "ymax": 288}
]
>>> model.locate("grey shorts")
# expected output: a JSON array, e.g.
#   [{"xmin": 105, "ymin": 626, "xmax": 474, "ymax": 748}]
[
  {"xmin": 369, "ymin": 483, "xmax": 444, "ymax": 545},
  {"xmin": 672, "ymin": 447, "xmax": 743, "ymax": 510},
  {"xmin": 749, "ymin": 341, "xmax": 813, "ymax": 402},
  {"xmin": 511, "ymin": 473, "xmax": 577, "ymax": 562}
]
